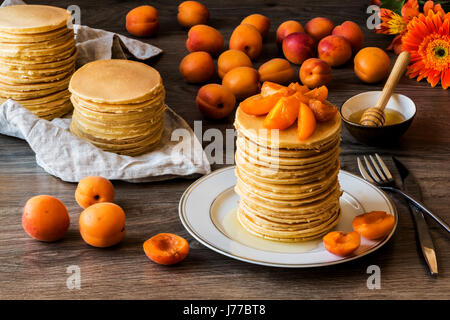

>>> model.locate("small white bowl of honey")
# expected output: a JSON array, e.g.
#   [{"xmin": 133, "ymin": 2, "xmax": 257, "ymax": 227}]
[{"xmin": 340, "ymin": 91, "xmax": 416, "ymax": 145}]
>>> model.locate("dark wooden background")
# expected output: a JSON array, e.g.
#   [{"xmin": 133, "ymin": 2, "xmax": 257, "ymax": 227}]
[{"xmin": 0, "ymin": 0, "xmax": 449, "ymax": 299}]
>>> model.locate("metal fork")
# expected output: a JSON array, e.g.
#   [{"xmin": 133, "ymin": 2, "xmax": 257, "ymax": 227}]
[{"xmin": 357, "ymin": 154, "xmax": 450, "ymax": 233}]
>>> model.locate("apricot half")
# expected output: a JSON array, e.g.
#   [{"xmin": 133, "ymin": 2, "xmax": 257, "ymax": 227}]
[
  {"xmin": 143, "ymin": 233, "xmax": 189, "ymax": 265},
  {"xmin": 22, "ymin": 195, "xmax": 70, "ymax": 242},
  {"xmin": 352, "ymin": 211, "xmax": 395, "ymax": 240},
  {"xmin": 323, "ymin": 231, "xmax": 361, "ymax": 257},
  {"xmin": 79, "ymin": 202, "xmax": 126, "ymax": 248}
]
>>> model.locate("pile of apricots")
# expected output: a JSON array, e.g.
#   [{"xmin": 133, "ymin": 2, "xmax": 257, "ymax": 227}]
[
  {"xmin": 323, "ymin": 211, "xmax": 395, "ymax": 257},
  {"xmin": 240, "ymin": 81, "xmax": 337, "ymax": 140},
  {"xmin": 21, "ymin": 176, "xmax": 189, "ymax": 266},
  {"xmin": 124, "ymin": 2, "xmax": 392, "ymax": 121}
]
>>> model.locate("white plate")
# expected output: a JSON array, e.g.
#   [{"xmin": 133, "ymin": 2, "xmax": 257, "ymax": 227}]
[{"xmin": 179, "ymin": 166, "xmax": 397, "ymax": 268}]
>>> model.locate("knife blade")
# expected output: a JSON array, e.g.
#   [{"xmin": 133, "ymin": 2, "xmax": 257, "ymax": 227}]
[{"xmin": 392, "ymin": 156, "xmax": 438, "ymax": 276}]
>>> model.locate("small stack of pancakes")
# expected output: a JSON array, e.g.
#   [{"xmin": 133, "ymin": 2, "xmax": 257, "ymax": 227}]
[
  {"xmin": 0, "ymin": 5, "xmax": 76, "ymax": 119},
  {"xmin": 234, "ymin": 106, "xmax": 342, "ymax": 242},
  {"xmin": 69, "ymin": 59, "xmax": 166, "ymax": 156}
]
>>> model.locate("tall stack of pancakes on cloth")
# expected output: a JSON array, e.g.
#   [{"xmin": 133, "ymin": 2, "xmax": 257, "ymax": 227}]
[
  {"xmin": 69, "ymin": 59, "xmax": 166, "ymax": 156},
  {"xmin": 0, "ymin": 5, "xmax": 76, "ymax": 120},
  {"xmin": 234, "ymin": 106, "xmax": 342, "ymax": 242}
]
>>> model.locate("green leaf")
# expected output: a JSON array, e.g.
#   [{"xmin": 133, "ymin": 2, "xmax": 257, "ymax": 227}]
[{"xmin": 380, "ymin": 0, "xmax": 406, "ymax": 14}]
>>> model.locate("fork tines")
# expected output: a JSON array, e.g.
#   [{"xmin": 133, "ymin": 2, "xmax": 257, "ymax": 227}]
[{"xmin": 357, "ymin": 153, "xmax": 393, "ymax": 184}]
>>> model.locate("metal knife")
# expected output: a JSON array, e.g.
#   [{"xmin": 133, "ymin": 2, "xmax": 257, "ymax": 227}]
[{"xmin": 392, "ymin": 156, "xmax": 438, "ymax": 276}]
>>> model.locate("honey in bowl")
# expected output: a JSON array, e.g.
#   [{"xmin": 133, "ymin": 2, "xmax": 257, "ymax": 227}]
[{"xmin": 348, "ymin": 108, "xmax": 405, "ymax": 126}]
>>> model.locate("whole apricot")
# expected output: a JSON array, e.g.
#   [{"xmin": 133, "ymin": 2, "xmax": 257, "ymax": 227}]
[
  {"xmin": 318, "ymin": 35, "xmax": 352, "ymax": 67},
  {"xmin": 222, "ymin": 66, "xmax": 260, "ymax": 100},
  {"xmin": 241, "ymin": 14, "xmax": 270, "ymax": 38},
  {"xmin": 196, "ymin": 84, "xmax": 236, "ymax": 119},
  {"xmin": 79, "ymin": 202, "xmax": 126, "ymax": 248},
  {"xmin": 229, "ymin": 24, "xmax": 263, "ymax": 60},
  {"xmin": 354, "ymin": 47, "xmax": 390, "ymax": 83},
  {"xmin": 22, "ymin": 195, "xmax": 70, "ymax": 242},
  {"xmin": 126, "ymin": 5, "xmax": 159, "ymax": 37},
  {"xmin": 186, "ymin": 24, "xmax": 224, "ymax": 55},
  {"xmin": 299, "ymin": 58, "xmax": 332, "ymax": 88},
  {"xmin": 217, "ymin": 49, "xmax": 252, "ymax": 79},
  {"xmin": 179, "ymin": 51, "xmax": 215, "ymax": 83},
  {"xmin": 143, "ymin": 233, "xmax": 189, "ymax": 265},
  {"xmin": 305, "ymin": 17, "xmax": 334, "ymax": 41},
  {"xmin": 177, "ymin": 1, "xmax": 209, "ymax": 28},
  {"xmin": 282, "ymin": 32, "xmax": 315, "ymax": 65},
  {"xmin": 276, "ymin": 20, "xmax": 305, "ymax": 48},
  {"xmin": 332, "ymin": 21, "xmax": 364, "ymax": 53},
  {"xmin": 75, "ymin": 176, "xmax": 115, "ymax": 209},
  {"xmin": 258, "ymin": 58, "xmax": 294, "ymax": 84}
]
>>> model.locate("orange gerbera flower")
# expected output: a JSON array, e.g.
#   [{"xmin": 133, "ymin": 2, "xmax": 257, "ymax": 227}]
[
  {"xmin": 402, "ymin": 11, "xmax": 450, "ymax": 89},
  {"xmin": 376, "ymin": 0, "xmax": 420, "ymax": 53}
]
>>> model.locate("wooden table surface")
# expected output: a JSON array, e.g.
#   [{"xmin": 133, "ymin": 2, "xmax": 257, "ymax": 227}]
[{"xmin": 0, "ymin": 0, "xmax": 449, "ymax": 300}]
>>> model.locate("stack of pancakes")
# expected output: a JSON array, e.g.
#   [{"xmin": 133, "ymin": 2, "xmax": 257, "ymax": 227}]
[
  {"xmin": 69, "ymin": 59, "xmax": 165, "ymax": 156},
  {"xmin": 0, "ymin": 5, "xmax": 76, "ymax": 119},
  {"xmin": 234, "ymin": 106, "xmax": 342, "ymax": 242}
]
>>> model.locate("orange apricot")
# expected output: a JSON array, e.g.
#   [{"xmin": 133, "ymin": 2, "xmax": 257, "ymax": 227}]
[
  {"xmin": 196, "ymin": 84, "xmax": 236, "ymax": 119},
  {"xmin": 258, "ymin": 58, "xmax": 294, "ymax": 84},
  {"xmin": 143, "ymin": 233, "xmax": 189, "ymax": 265},
  {"xmin": 352, "ymin": 211, "xmax": 395, "ymax": 240},
  {"xmin": 239, "ymin": 90, "xmax": 292, "ymax": 116},
  {"xmin": 22, "ymin": 195, "xmax": 70, "ymax": 242},
  {"xmin": 318, "ymin": 35, "xmax": 352, "ymax": 67},
  {"xmin": 229, "ymin": 24, "xmax": 263, "ymax": 60},
  {"xmin": 263, "ymin": 95, "xmax": 299, "ymax": 130},
  {"xmin": 354, "ymin": 47, "xmax": 391, "ymax": 83},
  {"xmin": 288, "ymin": 82, "xmax": 310, "ymax": 94},
  {"xmin": 75, "ymin": 176, "xmax": 115, "ymax": 209},
  {"xmin": 217, "ymin": 49, "xmax": 252, "ymax": 79},
  {"xmin": 177, "ymin": 1, "xmax": 209, "ymax": 28},
  {"xmin": 323, "ymin": 231, "xmax": 361, "ymax": 257},
  {"xmin": 304, "ymin": 85, "xmax": 328, "ymax": 101},
  {"xmin": 79, "ymin": 202, "xmax": 126, "ymax": 248},
  {"xmin": 261, "ymin": 81, "xmax": 295, "ymax": 97},
  {"xmin": 186, "ymin": 24, "xmax": 224, "ymax": 55},
  {"xmin": 308, "ymin": 99, "xmax": 337, "ymax": 122},
  {"xmin": 276, "ymin": 20, "xmax": 305, "ymax": 48},
  {"xmin": 297, "ymin": 102, "xmax": 316, "ymax": 140},
  {"xmin": 222, "ymin": 66, "xmax": 260, "ymax": 100},
  {"xmin": 179, "ymin": 51, "xmax": 215, "ymax": 83},
  {"xmin": 332, "ymin": 21, "xmax": 364, "ymax": 53},
  {"xmin": 241, "ymin": 14, "xmax": 270, "ymax": 38},
  {"xmin": 305, "ymin": 17, "xmax": 334, "ymax": 41},
  {"xmin": 299, "ymin": 58, "xmax": 332, "ymax": 88},
  {"xmin": 126, "ymin": 5, "xmax": 159, "ymax": 37}
]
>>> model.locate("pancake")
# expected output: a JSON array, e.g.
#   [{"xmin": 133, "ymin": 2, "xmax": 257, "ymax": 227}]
[
  {"xmin": 0, "ymin": 5, "xmax": 76, "ymax": 120},
  {"xmin": 69, "ymin": 60, "xmax": 166, "ymax": 156},
  {"xmin": 238, "ymin": 206, "xmax": 341, "ymax": 242},
  {"xmin": 234, "ymin": 101, "xmax": 342, "ymax": 242},
  {"xmin": 0, "ymin": 5, "xmax": 71, "ymax": 34},
  {"xmin": 235, "ymin": 106, "xmax": 341, "ymax": 149},
  {"xmin": 69, "ymin": 59, "xmax": 163, "ymax": 104}
]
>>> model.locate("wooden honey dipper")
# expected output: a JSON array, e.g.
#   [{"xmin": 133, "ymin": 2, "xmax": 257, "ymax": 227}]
[{"xmin": 360, "ymin": 51, "xmax": 410, "ymax": 127}]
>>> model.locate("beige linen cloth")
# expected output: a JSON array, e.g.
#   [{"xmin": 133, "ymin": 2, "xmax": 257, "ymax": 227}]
[{"xmin": 0, "ymin": 0, "xmax": 211, "ymax": 182}]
